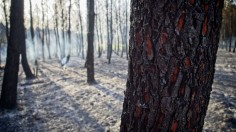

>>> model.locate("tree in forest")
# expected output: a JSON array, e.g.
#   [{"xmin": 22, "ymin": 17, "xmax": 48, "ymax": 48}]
[
  {"xmin": 221, "ymin": 0, "xmax": 236, "ymax": 51},
  {"xmin": 0, "ymin": 0, "xmax": 24, "ymax": 109},
  {"xmin": 77, "ymin": 0, "xmax": 85, "ymax": 59},
  {"xmin": 86, "ymin": 0, "xmax": 95, "ymax": 84},
  {"xmin": 67, "ymin": 0, "xmax": 72, "ymax": 55},
  {"xmin": 120, "ymin": 1, "xmax": 224, "ymax": 131},
  {"xmin": 20, "ymin": 0, "xmax": 35, "ymax": 79},
  {"xmin": 3, "ymin": 0, "xmax": 9, "ymax": 42},
  {"xmin": 53, "ymin": 2, "xmax": 61, "ymax": 58}
]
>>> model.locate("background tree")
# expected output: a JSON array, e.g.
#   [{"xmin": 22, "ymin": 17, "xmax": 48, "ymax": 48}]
[
  {"xmin": 77, "ymin": 0, "xmax": 85, "ymax": 59},
  {"xmin": 86, "ymin": 0, "xmax": 95, "ymax": 84},
  {"xmin": 120, "ymin": 1, "xmax": 224, "ymax": 131},
  {"xmin": 220, "ymin": 0, "xmax": 236, "ymax": 51},
  {"xmin": 0, "ymin": 0, "xmax": 25, "ymax": 109}
]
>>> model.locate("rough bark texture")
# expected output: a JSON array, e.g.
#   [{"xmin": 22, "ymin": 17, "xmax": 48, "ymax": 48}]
[
  {"xmin": 120, "ymin": 0, "xmax": 224, "ymax": 131},
  {"xmin": 86, "ymin": 0, "xmax": 95, "ymax": 84},
  {"xmin": 0, "ymin": 0, "xmax": 23, "ymax": 109}
]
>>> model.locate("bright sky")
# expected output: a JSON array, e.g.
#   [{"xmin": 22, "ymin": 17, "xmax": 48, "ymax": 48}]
[{"xmin": 22, "ymin": 0, "xmax": 87, "ymax": 29}]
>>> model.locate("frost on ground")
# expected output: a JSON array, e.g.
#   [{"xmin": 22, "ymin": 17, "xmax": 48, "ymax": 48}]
[{"xmin": 0, "ymin": 49, "xmax": 236, "ymax": 132}]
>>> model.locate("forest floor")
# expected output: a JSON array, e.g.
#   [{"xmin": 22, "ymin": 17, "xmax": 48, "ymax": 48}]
[{"xmin": 0, "ymin": 49, "xmax": 236, "ymax": 132}]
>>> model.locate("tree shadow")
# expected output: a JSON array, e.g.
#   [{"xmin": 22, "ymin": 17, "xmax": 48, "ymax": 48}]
[{"xmin": 94, "ymin": 84, "xmax": 124, "ymax": 102}]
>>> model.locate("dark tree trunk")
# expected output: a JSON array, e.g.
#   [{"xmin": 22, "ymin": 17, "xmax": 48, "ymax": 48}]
[
  {"xmin": 86, "ymin": 0, "xmax": 95, "ymax": 84},
  {"xmin": 106, "ymin": 0, "xmax": 110, "ymax": 60},
  {"xmin": 108, "ymin": 0, "xmax": 113, "ymax": 64},
  {"xmin": 120, "ymin": 1, "xmax": 224, "ymax": 131},
  {"xmin": 18, "ymin": 0, "xmax": 35, "ymax": 79},
  {"xmin": 233, "ymin": 41, "xmax": 236, "ymax": 53},
  {"xmin": 0, "ymin": 0, "xmax": 23, "ymax": 109},
  {"xmin": 21, "ymin": 44, "xmax": 35, "ymax": 79}
]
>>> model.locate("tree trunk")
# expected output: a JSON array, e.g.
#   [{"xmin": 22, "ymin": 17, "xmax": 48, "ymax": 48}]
[
  {"xmin": 54, "ymin": 3, "xmax": 61, "ymax": 58},
  {"xmin": 95, "ymin": 2, "xmax": 101, "ymax": 57},
  {"xmin": 98, "ymin": 7, "xmax": 103, "ymax": 58},
  {"xmin": 106, "ymin": 0, "xmax": 110, "ymax": 60},
  {"xmin": 86, "ymin": 0, "xmax": 95, "ymax": 84},
  {"xmin": 60, "ymin": 0, "xmax": 65, "ymax": 58},
  {"xmin": 78, "ymin": 1, "xmax": 84, "ymax": 59},
  {"xmin": 68, "ymin": 0, "xmax": 72, "ymax": 55},
  {"xmin": 120, "ymin": 1, "xmax": 224, "ymax": 131},
  {"xmin": 125, "ymin": 0, "xmax": 128, "ymax": 60},
  {"xmin": 3, "ymin": 0, "xmax": 9, "ymax": 42},
  {"xmin": 108, "ymin": 0, "xmax": 113, "ymax": 64},
  {"xmin": 29, "ymin": 0, "xmax": 35, "ymax": 59},
  {"xmin": 41, "ymin": 0, "xmax": 45, "ymax": 61},
  {"xmin": 0, "ymin": 0, "xmax": 23, "ymax": 109},
  {"xmin": 21, "ymin": 45, "xmax": 35, "ymax": 79},
  {"xmin": 233, "ymin": 41, "xmax": 236, "ymax": 53}
]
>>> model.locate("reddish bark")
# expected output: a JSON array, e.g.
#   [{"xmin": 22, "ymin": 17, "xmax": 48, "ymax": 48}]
[{"xmin": 120, "ymin": 1, "xmax": 224, "ymax": 131}]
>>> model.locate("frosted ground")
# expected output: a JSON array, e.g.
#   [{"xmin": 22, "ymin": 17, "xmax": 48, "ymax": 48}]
[{"xmin": 0, "ymin": 49, "xmax": 235, "ymax": 131}]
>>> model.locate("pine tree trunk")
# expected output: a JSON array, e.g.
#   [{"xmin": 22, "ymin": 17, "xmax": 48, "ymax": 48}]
[
  {"xmin": 1, "ymin": 0, "xmax": 23, "ymax": 109},
  {"xmin": 86, "ymin": 0, "xmax": 95, "ymax": 84},
  {"xmin": 120, "ymin": 1, "xmax": 224, "ymax": 131}
]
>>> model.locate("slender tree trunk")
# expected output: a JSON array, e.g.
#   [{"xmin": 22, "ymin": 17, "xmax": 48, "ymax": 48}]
[
  {"xmin": 60, "ymin": 0, "xmax": 65, "ymax": 58},
  {"xmin": 3, "ymin": 0, "xmax": 9, "ymax": 42},
  {"xmin": 125, "ymin": 0, "xmax": 128, "ymax": 60},
  {"xmin": 229, "ymin": 10, "xmax": 232, "ymax": 52},
  {"xmin": 78, "ymin": 1, "xmax": 84, "ymax": 59},
  {"xmin": 108, "ymin": 0, "xmax": 113, "ymax": 64},
  {"xmin": 54, "ymin": 27, "xmax": 58, "ymax": 58},
  {"xmin": 106, "ymin": 0, "xmax": 111, "ymax": 61},
  {"xmin": 86, "ymin": 0, "xmax": 95, "ymax": 84},
  {"xmin": 116, "ymin": 1, "xmax": 120, "ymax": 55},
  {"xmin": 95, "ymin": 2, "xmax": 101, "ymax": 57},
  {"xmin": 29, "ymin": 0, "xmax": 36, "ymax": 59},
  {"xmin": 120, "ymin": 1, "xmax": 224, "ymax": 131},
  {"xmin": 21, "ymin": 43, "xmax": 35, "ymax": 79},
  {"xmin": 68, "ymin": 0, "xmax": 72, "ymax": 55},
  {"xmin": 233, "ymin": 41, "xmax": 236, "ymax": 53},
  {"xmin": 41, "ymin": 0, "xmax": 45, "ymax": 61},
  {"xmin": 19, "ymin": 0, "xmax": 35, "ymax": 79},
  {"xmin": 46, "ymin": 13, "xmax": 51, "ymax": 59},
  {"xmin": 1, "ymin": 0, "xmax": 23, "ymax": 109},
  {"xmin": 54, "ymin": 3, "xmax": 61, "ymax": 58},
  {"xmin": 98, "ymin": 8, "xmax": 103, "ymax": 58}
]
